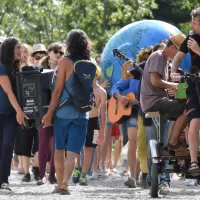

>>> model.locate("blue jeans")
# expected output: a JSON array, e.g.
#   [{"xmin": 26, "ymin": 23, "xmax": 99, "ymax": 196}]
[
  {"xmin": 146, "ymin": 120, "xmax": 173, "ymax": 185},
  {"xmin": 0, "ymin": 113, "xmax": 17, "ymax": 184}
]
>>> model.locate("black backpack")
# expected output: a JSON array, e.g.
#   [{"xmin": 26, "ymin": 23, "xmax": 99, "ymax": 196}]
[{"xmin": 59, "ymin": 60, "xmax": 97, "ymax": 112}]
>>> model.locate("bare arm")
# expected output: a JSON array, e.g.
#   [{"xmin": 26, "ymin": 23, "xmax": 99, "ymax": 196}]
[
  {"xmin": 99, "ymin": 88, "xmax": 107, "ymax": 133},
  {"xmin": 150, "ymin": 72, "xmax": 177, "ymax": 89},
  {"xmin": 42, "ymin": 57, "xmax": 71, "ymax": 127},
  {"xmin": 171, "ymin": 52, "xmax": 186, "ymax": 74},
  {"xmin": 46, "ymin": 58, "xmax": 68, "ymax": 115},
  {"xmin": 121, "ymin": 69, "xmax": 133, "ymax": 80}
]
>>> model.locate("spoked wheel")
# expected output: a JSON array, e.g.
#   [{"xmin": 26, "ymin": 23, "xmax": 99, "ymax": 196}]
[{"xmin": 150, "ymin": 163, "xmax": 159, "ymax": 198}]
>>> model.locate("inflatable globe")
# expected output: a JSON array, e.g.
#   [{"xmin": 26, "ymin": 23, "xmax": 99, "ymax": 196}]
[{"xmin": 100, "ymin": 20, "xmax": 191, "ymax": 96}]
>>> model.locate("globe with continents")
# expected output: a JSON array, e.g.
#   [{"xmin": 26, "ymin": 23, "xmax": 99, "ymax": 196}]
[{"xmin": 100, "ymin": 20, "xmax": 191, "ymax": 96}]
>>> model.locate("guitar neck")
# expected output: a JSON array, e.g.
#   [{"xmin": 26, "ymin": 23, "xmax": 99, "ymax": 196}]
[{"xmin": 115, "ymin": 52, "xmax": 143, "ymax": 75}]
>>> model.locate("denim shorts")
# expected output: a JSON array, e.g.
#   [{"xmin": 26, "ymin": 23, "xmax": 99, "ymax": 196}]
[
  {"xmin": 106, "ymin": 116, "xmax": 113, "ymax": 127},
  {"xmin": 123, "ymin": 116, "xmax": 138, "ymax": 128},
  {"xmin": 54, "ymin": 117, "xmax": 88, "ymax": 154}
]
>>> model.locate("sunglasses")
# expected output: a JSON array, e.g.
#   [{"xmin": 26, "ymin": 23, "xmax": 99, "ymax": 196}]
[
  {"xmin": 53, "ymin": 49, "xmax": 64, "ymax": 56},
  {"xmin": 34, "ymin": 55, "xmax": 44, "ymax": 60}
]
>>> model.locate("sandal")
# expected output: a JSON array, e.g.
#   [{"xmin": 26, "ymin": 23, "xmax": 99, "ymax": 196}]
[
  {"xmin": 188, "ymin": 161, "xmax": 200, "ymax": 177},
  {"xmin": 52, "ymin": 186, "xmax": 62, "ymax": 194},
  {"xmin": 167, "ymin": 141, "xmax": 181, "ymax": 150},
  {"xmin": 60, "ymin": 182, "xmax": 70, "ymax": 195}
]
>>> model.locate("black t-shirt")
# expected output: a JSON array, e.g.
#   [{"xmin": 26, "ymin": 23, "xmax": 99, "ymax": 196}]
[{"xmin": 180, "ymin": 35, "xmax": 200, "ymax": 74}]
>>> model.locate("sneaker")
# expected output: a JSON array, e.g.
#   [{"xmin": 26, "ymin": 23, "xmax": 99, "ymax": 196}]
[
  {"xmin": 99, "ymin": 164, "xmax": 109, "ymax": 178},
  {"xmin": 120, "ymin": 170, "xmax": 130, "ymax": 177},
  {"xmin": 186, "ymin": 179, "xmax": 198, "ymax": 186},
  {"xmin": 158, "ymin": 181, "xmax": 170, "ymax": 195},
  {"xmin": 136, "ymin": 179, "xmax": 141, "ymax": 186},
  {"xmin": 112, "ymin": 168, "xmax": 119, "ymax": 173},
  {"xmin": 37, "ymin": 177, "xmax": 47, "ymax": 185},
  {"xmin": 72, "ymin": 168, "xmax": 81, "ymax": 183},
  {"xmin": 22, "ymin": 173, "xmax": 31, "ymax": 182},
  {"xmin": 48, "ymin": 174, "xmax": 57, "ymax": 184},
  {"xmin": 32, "ymin": 167, "xmax": 40, "ymax": 181},
  {"xmin": 124, "ymin": 178, "xmax": 136, "ymax": 188},
  {"xmin": 52, "ymin": 186, "xmax": 61, "ymax": 194},
  {"xmin": 1, "ymin": 182, "xmax": 11, "ymax": 191},
  {"xmin": 89, "ymin": 170, "xmax": 99, "ymax": 180},
  {"xmin": 140, "ymin": 176, "xmax": 149, "ymax": 189},
  {"xmin": 79, "ymin": 177, "xmax": 88, "ymax": 186}
]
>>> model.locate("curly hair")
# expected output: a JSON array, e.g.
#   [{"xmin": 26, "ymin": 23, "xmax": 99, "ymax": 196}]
[
  {"xmin": 66, "ymin": 29, "xmax": 92, "ymax": 60},
  {"xmin": 136, "ymin": 46, "xmax": 153, "ymax": 64},
  {"xmin": 41, "ymin": 42, "xmax": 65, "ymax": 69},
  {"xmin": 20, "ymin": 43, "xmax": 32, "ymax": 68},
  {"xmin": 0, "ymin": 37, "xmax": 20, "ymax": 77}
]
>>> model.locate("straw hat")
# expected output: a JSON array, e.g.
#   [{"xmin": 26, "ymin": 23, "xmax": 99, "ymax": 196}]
[
  {"xmin": 31, "ymin": 44, "xmax": 47, "ymax": 55},
  {"xmin": 169, "ymin": 33, "xmax": 186, "ymax": 49}
]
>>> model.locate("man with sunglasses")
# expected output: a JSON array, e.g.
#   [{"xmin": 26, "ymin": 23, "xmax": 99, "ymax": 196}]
[{"xmin": 31, "ymin": 44, "xmax": 47, "ymax": 66}]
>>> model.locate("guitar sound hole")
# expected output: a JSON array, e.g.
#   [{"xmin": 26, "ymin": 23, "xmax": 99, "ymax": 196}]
[{"xmin": 124, "ymin": 104, "xmax": 129, "ymax": 109}]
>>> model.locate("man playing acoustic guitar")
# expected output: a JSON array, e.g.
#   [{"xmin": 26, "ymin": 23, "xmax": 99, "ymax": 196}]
[{"xmin": 140, "ymin": 33, "xmax": 187, "ymax": 150}]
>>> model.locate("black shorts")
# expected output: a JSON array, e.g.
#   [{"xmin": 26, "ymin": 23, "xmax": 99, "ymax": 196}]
[
  {"xmin": 85, "ymin": 117, "xmax": 100, "ymax": 148},
  {"xmin": 146, "ymin": 97, "xmax": 186, "ymax": 120},
  {"xmin": 186, "ymin": 92, "xmax": 200, "ymax": 123},
  {"xmin": 14, "ymin": 127, "xmax": 39, "ymax": 157},
  {"xmin": 186, "ymin": 81, "xmax": 200, "ymax": 123}
]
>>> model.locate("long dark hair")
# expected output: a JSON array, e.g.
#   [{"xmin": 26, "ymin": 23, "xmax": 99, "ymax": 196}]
[
  {"xmin": 0, "ymin": 37, "xmax": 20, "ymax": 94},
  {"xmin": 0, "ymin": 37, "xmax": 20, "ymax": 78},
  {"xmin": 66, "ymin": 29, "xmax": 92, "ymax": 60}
]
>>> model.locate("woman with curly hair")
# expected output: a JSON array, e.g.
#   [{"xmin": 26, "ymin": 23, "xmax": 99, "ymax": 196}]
[
  {"xmin": 42, "ymin": 29, "xmax": 92, "ymax": 194},
  {"xmin": 0, "ymin": 37, "xmax": 28, "ymax": 191}
]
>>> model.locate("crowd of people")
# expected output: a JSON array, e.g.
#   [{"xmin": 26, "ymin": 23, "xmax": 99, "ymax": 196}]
[{"xmin": 0, "ymin": 6, "xmax": 200, "ymax": 197}]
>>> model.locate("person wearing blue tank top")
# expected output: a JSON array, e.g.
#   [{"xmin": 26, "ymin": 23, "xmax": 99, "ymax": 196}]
[
  {"xmin": 42, "ymin": 29, "xmax": 93, "ymax": 195},
  {"xmin": 0, "ymin": 37, "xmax": 28, "ymax": 191}
]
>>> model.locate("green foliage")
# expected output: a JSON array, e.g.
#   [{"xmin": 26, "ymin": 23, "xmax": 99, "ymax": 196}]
[{"xmin": 0, "ymin": 0, "xmax": 199, "ymax": 53}]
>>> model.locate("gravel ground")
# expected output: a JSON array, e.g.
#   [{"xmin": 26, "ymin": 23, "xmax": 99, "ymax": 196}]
[{"xmin": 1, "ymin": 170, "xmax": 200, "ymax": 200}]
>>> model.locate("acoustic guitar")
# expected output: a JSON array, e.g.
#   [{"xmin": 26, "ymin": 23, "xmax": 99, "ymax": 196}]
[{"xmin": 108, "ymin": 92, "xmax": 140, "ymax": 124}]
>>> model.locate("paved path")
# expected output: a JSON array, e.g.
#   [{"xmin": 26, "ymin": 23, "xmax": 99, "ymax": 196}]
[{"xmin": 1, "ymin": 171, "xmax": 200, "ymax": 200}]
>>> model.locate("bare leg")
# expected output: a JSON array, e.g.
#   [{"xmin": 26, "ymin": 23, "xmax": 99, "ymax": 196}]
[
  {"xmin": 54, "ymin": 150, "xmax": 65, "ymax": 188},
  {"xmin": 112, "ymin": 136, "xmax": 122, "ymax": 169},
  {"xmin": 135, "ymin": 159, "xmax": 141, "ymax": 180},
  {"xmin": 99, "ymin": 125, "xmax": 112, "ymax": 165},
  {"xmin": 92, "ymin": 148, "xmax": 99, "ymax": 171},
  {"xmin": 81, "ymin": 147, "xmax": 93, "ymax": 174},
  {"xmin": 106, "ymin": 138, "xmax": 112, "ymax": 170},
  {"xmin": 168, "ymin": 112, "xmax": 188, "ymax": 145},
  {"xmin": 33, "ymin": 152, "xmax": 39, "ymax": 167},
  {"xmin": 63, "ymin": 151, "xmax": 77, "ymax": 185},
  {"xmin": 22, "ymin": 156, "xmax": 30, "ymax": 174},
  {"xmin": 18, "ymin": 156, "xmax": 23, "ymax": 169},
  {"xmin": 188, "ymin": 119, "xmax": 200, "ymax": 163}
]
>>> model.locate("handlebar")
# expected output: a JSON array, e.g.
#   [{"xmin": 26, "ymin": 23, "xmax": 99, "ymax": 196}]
[{"xmin": 172, "ymin": 74, "xmax": 200, "ymax": 83}]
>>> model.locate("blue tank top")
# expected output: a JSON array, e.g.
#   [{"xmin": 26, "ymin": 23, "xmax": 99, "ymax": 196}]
[{"xmin": 56, "ymin": 72, "xmax": 88, "ymax": 119}]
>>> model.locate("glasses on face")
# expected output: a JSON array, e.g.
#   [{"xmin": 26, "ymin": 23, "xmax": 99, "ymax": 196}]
[
  {"xmin": 53, "ymin": 49, "xmax": 64, "ymax": 56},
  {"xmin": 34, "ymin": 55, "xmax": 44, "ymax": 60}
]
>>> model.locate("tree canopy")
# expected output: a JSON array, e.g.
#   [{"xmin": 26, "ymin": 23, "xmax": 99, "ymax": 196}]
[{"xmin": 0, "ymin": 0, "xmax": 199, "ymax": 53}]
